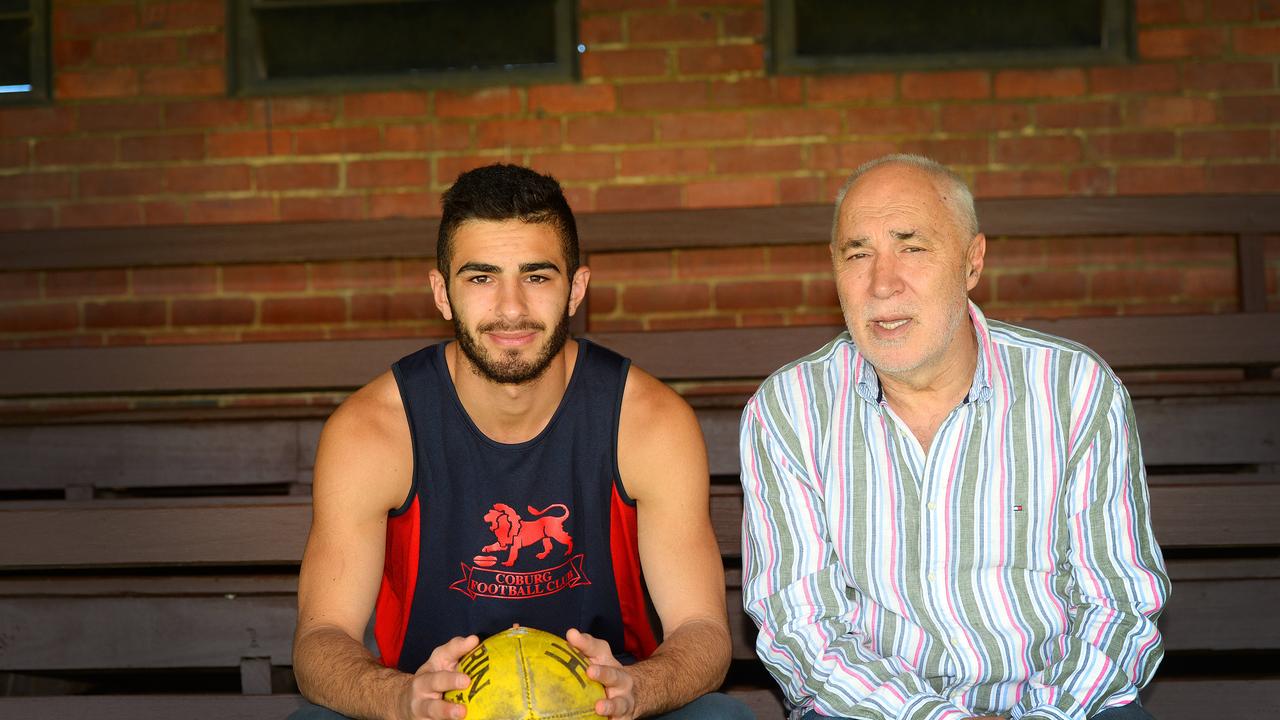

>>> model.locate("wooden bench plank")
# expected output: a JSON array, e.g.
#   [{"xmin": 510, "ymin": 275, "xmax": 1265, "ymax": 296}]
[
  {"xmin": 0, "ymin": 595, "xmax": 297, "ymax": 670},
  {"xmin": 0, "ymin": 567, "xmax": 1273, "ymax": 672},
  {"xmin": 1, "ymin": 420, "xmax": 316, "ymax": 491},
  {"xmin": 0, "ymin": 695, "xmax": 306, "ymax": 719},
  {"xmin": 1, "ymin": 478, "xmax": 1277, "ymax": 571},
  {"xmin": 1148, "ymin": 482, "xmax": 1280, "ymax": 548},
  {"xmin": 1141, "ymin": 679, "xmax": 1280, "ymax": 719},
  {"xmin": 0, "ymin": 575, "xmax": 299, "ymax": 596},
  {"xmin": 6, "ymin": 394, "xmax": 1275, "ymax": 494},
  {"xmin": 3, "ymin": 314, "xmax": 1278, "ymax": 397},
  {"xmin": 1133, "ymin": 395, "xmax": 1280, "ymax": 466},
  {"xmin": 0, "ymin": 498, "xmax": 312, "ymax": 569},
  {"xmin": 1158, "ymin": 577, "xmax": 1280, "ymax": 652}
]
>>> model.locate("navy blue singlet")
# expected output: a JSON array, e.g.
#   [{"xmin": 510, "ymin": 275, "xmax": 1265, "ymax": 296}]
[{"xmin": 374, "ymin": 339, "xmax": 658, "ymax": 672}]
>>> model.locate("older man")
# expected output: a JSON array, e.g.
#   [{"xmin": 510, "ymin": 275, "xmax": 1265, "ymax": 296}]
[{"xmin": 740, "ymin": 155, "xmax": 1169, "ymax": 720}]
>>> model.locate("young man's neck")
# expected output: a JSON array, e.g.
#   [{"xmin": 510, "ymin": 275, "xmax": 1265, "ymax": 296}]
[{"xmin": 446, "ymin": 339, "xmax": 578, "ymax": 444}]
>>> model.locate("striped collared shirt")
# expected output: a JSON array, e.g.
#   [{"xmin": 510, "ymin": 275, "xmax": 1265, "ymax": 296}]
[{"xmin": 740, "ymin": 302, "xmax": 1168, "ymax": 720}]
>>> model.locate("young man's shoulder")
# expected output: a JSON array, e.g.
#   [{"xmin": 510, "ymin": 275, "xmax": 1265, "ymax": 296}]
[
  {"xmin": 312, "ymin": 371, "xmax": 413, "ymax": 513},
  {"xmin": 619, "ymin": 362, "xmax": 695, "ymax": 429},
  {"xmin": 615, "ymin": 362, "xmax": 709, "ymax": 503},
  {"xmin": 323, "ymin": 370, "xmax": 407, "ymax": 450}
]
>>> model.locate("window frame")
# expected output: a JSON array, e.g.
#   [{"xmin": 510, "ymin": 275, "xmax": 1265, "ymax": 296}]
[
  {"xmin": 227, "ymin": 0, "xmax": 579, "ymax": 97},
  {"xmin": 0, "ymin": 0, "xmax": 51, "ymax": 107},
  {"xmin": 768, "ymin": 0, "xmax": 1133, "ymax": 75}
]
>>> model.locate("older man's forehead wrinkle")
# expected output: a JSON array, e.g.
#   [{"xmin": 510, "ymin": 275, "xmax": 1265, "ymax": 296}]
[{"xmin": 844, "ymin": 197, "xmax": 938, "ymax": 223}]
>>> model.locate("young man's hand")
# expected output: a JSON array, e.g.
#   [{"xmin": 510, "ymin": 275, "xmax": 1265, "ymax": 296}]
[
  {"xmin": 400, "ymin": 635, "xmax": 480, "ymax": 720},
  {"xmin": 567, "ymin": 628, "xmax": 638, "ymax": 720}
]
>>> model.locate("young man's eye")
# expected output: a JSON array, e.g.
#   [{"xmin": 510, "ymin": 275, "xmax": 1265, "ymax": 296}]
[
  {"xmin": 526, "ymin": 275, "xmax": 549, "ymax": 284},
  {"xmin": 467, "ymin": 275, "xmax": 492, "ymax": 284}
]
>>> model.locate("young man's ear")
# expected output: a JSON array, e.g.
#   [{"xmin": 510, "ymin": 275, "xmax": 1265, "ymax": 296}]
[
  {"xmin": 429, "ymin": 268, "xmax": 453, "ymax": 321},
  {"xmin": 567, "ymin": 266, "xmax": 591, "ymax": 317}
]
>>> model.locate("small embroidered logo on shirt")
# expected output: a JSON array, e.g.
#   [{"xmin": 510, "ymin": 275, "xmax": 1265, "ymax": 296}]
[{"xmin": 1013, "ymin": 504, "xmax": 1024, "ymax": 512}]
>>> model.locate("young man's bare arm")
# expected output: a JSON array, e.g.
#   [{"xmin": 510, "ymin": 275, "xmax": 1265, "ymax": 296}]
[
  {"xmin": 293, "ymin": 374, "xmax": 474, "ymax": 720},
  {"xmin": 569, "ymin": 367, "xmax": 731, "ymax": 719}
]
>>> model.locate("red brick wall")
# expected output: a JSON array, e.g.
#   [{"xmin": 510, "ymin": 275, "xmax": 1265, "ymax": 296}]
[{"xmin": 1, "ymin": 0, "xmax": 1278, "ymax": 348}]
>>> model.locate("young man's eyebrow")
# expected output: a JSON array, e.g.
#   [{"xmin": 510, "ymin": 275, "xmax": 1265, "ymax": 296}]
[
  {"xmin": 454, "ymin": 261, "xmax": 563, "ymax": 276},
  {"xmin": 455, "ymin": 262, "xmax": 501, "ymax": 276},
  {"xmin": 520, "ymin": 261, "xmax": 562, "ymax": 274}
]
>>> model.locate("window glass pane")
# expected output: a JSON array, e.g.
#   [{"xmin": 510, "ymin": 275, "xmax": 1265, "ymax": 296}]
[
  {"xmin": 793, "ymin": 0, "xmax": 1104, "ymax": 57},
  {"xmin": 0, "ymin": 18, "xmax": 32, "ymax": 88},
  {"xmin": 252, "ymin": 0, "xmax": 559, "ymax": 80},
  {"xmin": 773, "ymin": 0, "xmax": 1127, "ymax": 73}
]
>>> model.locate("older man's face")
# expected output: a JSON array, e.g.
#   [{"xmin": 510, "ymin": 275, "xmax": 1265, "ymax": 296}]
[{"xmin": 831, "ymin": 163, "xmax": 985, "ymax": 387}]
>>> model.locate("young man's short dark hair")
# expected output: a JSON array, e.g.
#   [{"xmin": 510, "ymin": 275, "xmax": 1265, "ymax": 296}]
[{"xmin": 437, "ymin": 164, "xmax": 580, "ymax": 276}]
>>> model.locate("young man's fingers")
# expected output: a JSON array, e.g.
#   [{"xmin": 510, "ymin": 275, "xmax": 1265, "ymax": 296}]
[
  {"xmin": 586, "ymin": 663, "xmax": 629, "ymax": 688},
  {"xmin": 410, "ymin": 695, "xmax": 467, "ymax": 720},
  {"xmin": 419, "ymin": 635, "xmax": 481, "ymax": 673},
  {"xmin": 595, "ymin": 695, "xmax": 634, "ymax": 720},
  {"xmin": 413, "ymin": 669, "xmax": 471, "ymax": 694},
  {"xmin": 565, "ymin": 627, "xmax": 612, "ymax": 662}
]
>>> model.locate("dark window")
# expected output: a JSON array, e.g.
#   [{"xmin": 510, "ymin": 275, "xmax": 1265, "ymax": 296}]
[
  {"xmin": 770, "ymin": 0, "xmax": 1132, "ymax": 73},
  {"xmin": 0, "ymin": 0, "xmax": 49, "ymax": 105},
  {"xmin": 230, "ymin": 0, "xmax": 578, "ymax": 95}
]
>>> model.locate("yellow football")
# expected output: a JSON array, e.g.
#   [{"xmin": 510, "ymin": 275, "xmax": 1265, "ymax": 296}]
[{"xmin": 445, "ymin": 626, "xmax": 606, "ymax": 720}]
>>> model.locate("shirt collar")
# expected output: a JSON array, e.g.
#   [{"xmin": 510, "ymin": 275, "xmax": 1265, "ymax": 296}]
[{"xmin": 851, "ymin": 300, "xmax": 995, "ymax": 406}]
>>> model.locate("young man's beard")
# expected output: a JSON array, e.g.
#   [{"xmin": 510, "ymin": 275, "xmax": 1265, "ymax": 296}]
[{"xmin": 452, "ymin": 307, "xmax": 572, "ymax": 385}]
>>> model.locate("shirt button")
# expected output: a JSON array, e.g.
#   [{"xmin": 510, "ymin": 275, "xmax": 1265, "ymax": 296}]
[
  {"xmin": 927, "ymin": 502, "xmax": 937, "ymax": 510},
  {"xmin": 927, "ymin": 572, "xmax": 936, "ymax": 581}
]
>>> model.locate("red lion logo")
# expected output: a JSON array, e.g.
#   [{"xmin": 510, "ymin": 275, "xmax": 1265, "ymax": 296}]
[{"xmin": 480, "ymin": 503, "xmax": 574, "ymax": 567}]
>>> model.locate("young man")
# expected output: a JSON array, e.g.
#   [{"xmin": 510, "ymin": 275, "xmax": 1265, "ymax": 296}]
[
  {"xmin": 292, "ymin": 165, "xmax": 747, "ymax": 720},
  {"xmin": 740, "ymin": 155, "xmax": 1169, "ymax": 720}
]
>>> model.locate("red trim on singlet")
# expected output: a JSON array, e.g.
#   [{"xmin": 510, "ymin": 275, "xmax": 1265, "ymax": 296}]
[
  {"xmin": 609, "ymin": 486, "xmax": 658, "ymax": 660},
  {"xmin": 374, "ymin": 496, "xmax": 420, "ymax": 669}
]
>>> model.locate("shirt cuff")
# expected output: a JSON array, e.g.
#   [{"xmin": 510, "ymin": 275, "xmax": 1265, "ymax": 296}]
[
  {"xmin": 1011, "ymin": 705, "xmax": 1076, "ymax": 720},
  {"xmin": 902, "ymin": 694, "xmax": 973, "ymax": 720}
]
